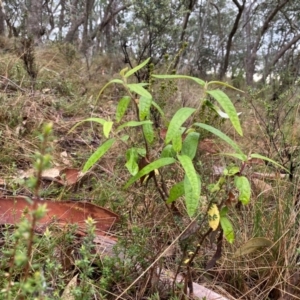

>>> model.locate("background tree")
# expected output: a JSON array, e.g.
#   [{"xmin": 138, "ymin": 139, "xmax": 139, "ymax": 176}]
[
  {"xmin": 0, "ymin": 0, "xmax": 5, "ymax": 36},
  {"xmin": 1, "ymin": 0, "xmax": 300, "ymax": 87}
]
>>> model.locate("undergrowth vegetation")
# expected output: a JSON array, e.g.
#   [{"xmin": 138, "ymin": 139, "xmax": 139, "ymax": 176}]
[{"xmin": 0, "ymin": 41, "xmax": 299, "ymax": 300}]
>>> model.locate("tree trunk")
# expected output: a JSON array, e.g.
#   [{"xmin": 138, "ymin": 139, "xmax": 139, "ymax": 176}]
[
  {"xmin": 64, "ymin": 17, "xmax": 85, "ymax": 43},
  {"xmin": 90, "ymin": 3, "xmax": 131, "ymax": 41},
  {"xmin": 245, "ymin": 0, "xmax": 291, "ymax": 85},
  {"xmin": 58, "ymin": 0, "xmax": 65, "ymax": 40},
  {"xmin": 173, "ymin": 0, "xmax": 196, "ymax": 70},
  {"xmin": 262, "ymin": 33, "xmax": 300, "ymax": 82},
  {"xmin": 81, "ymin": 0, "xmax": 95, "ymax": 54},
  {"xmin": 64, "ymin": 0, "xmax": 82, "ymax": 44},
  {"xmin": 219, "ymin": 0, "xmax": 245, "ymax": 79},
  {"xmin": 0, "ymin": 1, "xmax": 5, "ymax": 36},
  {"xmin": 27, "ymin": 0, "xmax": 44, "ymax": 44}
]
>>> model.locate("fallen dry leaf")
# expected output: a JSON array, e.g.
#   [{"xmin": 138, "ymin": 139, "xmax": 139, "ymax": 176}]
[
  {"xmin": 60, "ymin": 151, "xmax": 71, "ymax": 165},
  {"xmin": 61, "ymin": 274, "xmax": 78, "ymax": 300},
  {"xmin": 198, "ymin": 138, "xmax": 219, "ymax": 154},
  {"xmin": 60, "ymin": 168, "xmax": 81, "ymax": 185},
  {"xmin": 16, "ymin": 167, "xmax": 81, "ymax": 186},
  {"xmin": 251, "ymin": 178, "xmax": 273, "ymax": 197},
  {"xmin": 0, "ymin": 196, "xmax": 118, "ymax": 235},
  {"xmin": 42, "ymin": 168, "xmax": 60, "ymax": 178}
]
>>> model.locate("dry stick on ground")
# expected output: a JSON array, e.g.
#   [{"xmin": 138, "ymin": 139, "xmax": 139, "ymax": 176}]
[{"xmin": 0, "ymin": 75, "xmax": 27, "ymax": 93}]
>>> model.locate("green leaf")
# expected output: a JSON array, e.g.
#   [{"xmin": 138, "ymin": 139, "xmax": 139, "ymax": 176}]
[
  {"xmin": 152, "ymin": 74, "xmax": 205, "ymax": 86},
  {"xmin": 117, "ymin": 120, "xmax": 152, "ymax": 131},
  {"xmin": 124, "ymin": 158, "xmax": 176, "ymax": 189},
  {"xmin": 143, "ymin": 122, "xmax": 154, "ymax": 144},
  {"xmin": 103, "ymin": 121, "xmax": 113, "ymax": 138},
  {"xmin": 160, "ymin": 145, "xmax": 176, "ymax": 158},
  {"xmin": 234, "ymin": 176, "xmax": 251, "ymax": 204},
  {"xmin": 166, "ymin": 108, "xmax": 195, "ymax": 144},
  {"xmin": 127, "ymin": 83, "xmax": 152, "ymax": 99},
  {"xmin": 220, "ymin": 153, "xmax": 248, "ymax": 161},
  {"xmin": 206, "ymin": 89, "xmax": 243, "ymax": 136},
  {"xmin": 120, "ymin": 135, "xmax": 129, "ymax": 142},
  {"xmin": 116, "ymin": 96, "xmax": 131, "ymax": 123},
  {"xmin": 208, "ymin": 177, "xmax": 225, "ymax": 193},
  {"xmin": 205, "ymin": 100, "xmax": 242, "ymax": 120},
  {"xmin": 167, "ymin": 181, "xmax": 184, "ymax": 204},
  {"xmin": 194, "ymin": 123, "xmax": 245, "ymax": 157},
  {"xmin": 136, "ymin": 148, "xmax": 146, "ymax": 156},
  {"xmin": 233, "ymin": 237, "xmax": 273, "ymax": 258},
  {"xmin": 125, "ymin": 58, "xmax": 151, "ymax": 78},
  {"xmin": 178, "ymin": 154, "xmax": 200, "ymax": 213},
  {"xmin": 220, "ymin": 206, "xmax": 228, "ymax": 217},
  {"xmin": 83, "ymin": 138, "xmax": 115, "ymax": 172},
  {"xmin": 182, "ymin": 132, "xmax": 200, "ymax": 159},
  {"xmin": 151, "ymin": 100, "xmax": 165, "ymax": 118},
  {"xmin": 227, "ymin": 166, "xmax": 240, "ymax": 176},
  {"xmin": 172, "ymin": 130, "xmax": 182, "ymax": 152},
  {"xmin": 120, "ymin": 67, "xmax": 128, "ymax": 76},
  {"xmin": 69, "ymin": 117, "xmax": 106, "ymax": 133},
  {"xmin": 220, "ymin": 216, "xmax": 234, "ymax": 243},
  {"xmin": 207, "ymin": 81, "xmax": 244, "ymax": 93},
  {"xmin": 95, "ymin": 79, "xmax": 124, "ymax": 105},
  {"xmin": 125, "ymin": 148, "xmax": 139, "ymax": 175},
  {"xmin": 139, "ymin": 96, "xmax": 152, "ymax": 120},
  {"xmin": 250, "ymin": 153, "xmax": 289, "ymax": 172},
  {"xmin": 184, "ymin": 175, "xmax": 200, "ymax": 217}
]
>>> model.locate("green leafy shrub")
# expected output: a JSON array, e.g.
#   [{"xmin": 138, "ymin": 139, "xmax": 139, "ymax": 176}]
[{"xmin": 72, "ymin": 58, "xmax": 286, "ymax": 298}]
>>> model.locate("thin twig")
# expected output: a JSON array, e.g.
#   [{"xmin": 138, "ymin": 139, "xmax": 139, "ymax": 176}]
[{"xmin": 0, "ymin": 75, "xmax": 27, "ymax": 93}]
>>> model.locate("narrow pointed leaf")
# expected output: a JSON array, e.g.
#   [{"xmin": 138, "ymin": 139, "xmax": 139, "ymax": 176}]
[
  {"xmin": 103, "ymin": 121, "xmax": 113, "ymax": 138},
  {"xmin": 127, "ymin": 83, "xmax": 152, "ymax": 99},
  {"xmin": 116, "ymin": 96, "xmax": 131, "ymax": 123},
  {"xmin": 151, "ymin": 100, "xmax": 165, "ymax": 117},
  {"xmin": 220, "ymin": 152, "xmax": 247, "ymax": 161},
  {"xmin": 172, "ymin": 130, "xmax": 182, "ymax": 152},
  {"xmin": 83, "ymin": 138, "xmax": 115, "ymax": 172},
  {"xmin": 120, "ymin": 67, "xmax": 128, "ymax": 76},
  {"xmin": 220, "ymin": 216, "xmax": 234, "ymax": 243},
  {"xmin": 234, "ymin": 176, "xmax": 251, "ymax": 205},
  {"xmin": 117, "ymin": 120, "xmax": 152, "ymax": 131},
  {"xmin": 143, "ymin": 122, "xmax": 154, "ymax": 144},
  {"xmin": 124, "ymin": 158, "xmax": 176, "ymax": 189},
  {"xmin": 152, "ymin": 74, "xmax": 205, "ymax": 86},
  {"xmin": 167, "ymin": 181, "xmax": 184, "ymax": 204},
  {"xmin": 194, "ymin": 123, "xmax": 245, "ymax": 156},
  {"xmin": 205, "ymin": 100, "xmax": 242, "ymax": 119},
  {"xmin": 125, "ymin": 58, "xmax": 151, "ymax": 78},
  {"xmin": 125, "ymin": 148, "xmax": 139, "ymax": 175},
  {"xmin": 182, "ymin": 132, "xmax": 200, "ymax": 159},
  {"xmin": 178, "ymin": 154, "xmax": 200, "ymax": 203},
  {"xmin": 220, "ymin": 206, "xmax": 228, "ymax": 217},
  {"xmin": 207, "ymin": 81, "xmax": 244, "ymax": 92},
  {"xmin": 233, "ymin": 237, "xmax": 273, "ymax": 258},
  {"xmin": 160, "ymin": 145, "xmax": 176, "ymax": 158},
  {"xmin": 69, "ymin": 117, "xmax": 106, "ymax": 133},
  {"xmin": 95, "ymin": 79, "xmax": 124, "ymax": 104},
  {"xmin": 250, "ymin": 153, "xmax": 289, "ymax": 172},
  {"xmin": 166, "ymin": 108, "xmax": 195, "ymax": 144},
  {"xmin": 184, "ymin": 175, "xmax": 201, "ymax": 217},
  {"xmin": 207, "ymin": 89, "xmax": 243, "ymax": 136},
  {"xmin": 139, "ymin": 96, "xmax": 152, "ymax": 120}
]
